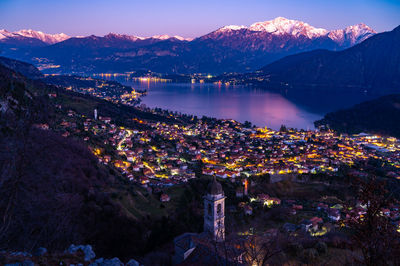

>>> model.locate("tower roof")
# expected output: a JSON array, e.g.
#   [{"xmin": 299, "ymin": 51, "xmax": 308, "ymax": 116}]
[{"xmin": 207, "ymin": 177, "xmax": 224, "ymax": 195}]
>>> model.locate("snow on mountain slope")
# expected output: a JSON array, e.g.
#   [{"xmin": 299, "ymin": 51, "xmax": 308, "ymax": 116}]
[
  {"xmin": 172, "ymin": 35, "xmax": 193, "ymax": 41},
  {"xmin": 0, "ymin": 29, "xmax": 21, "ymax": 40},
  {"xmin": 328, "ymin": 23, "xmax": 377, "ymax": 46},
  {"xmin": 104, "ymin": 33, "xmax": 145, "ymax": 41},
  {"xmin": 210, "ymin": 17, "xmax": 376, "ymax": 45},
  {"xmin": 151, "ymin": 34, "xmax": 172, "ymax": 40},
  {"xmin": 218, "ymin": 25, "xmax": 248, "ymax": 32},
  {"xmin": 104, "ymin": 33, "xmax": 191, "ymax": 41},
  {"xmin": 14, "ymin": 29, "xmax": 70, "ymax": 44},
  {"xmin": 150, "ymin": 34, "xmax": 192, "ymax": 41},
  {"xmin": 0, "ymin": 29, "xmax": 69, "ymax": 44},
  {"xmin": 1, "ymin": 29, "xmax": 193, "ymax": 46},
  {"xmin": 248, "ymin": 17, "xmax": 328, "ymax": 38}
]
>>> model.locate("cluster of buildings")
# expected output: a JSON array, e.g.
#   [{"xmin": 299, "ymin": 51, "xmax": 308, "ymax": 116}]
[
  {"xmin": 236, "ymin": 191, "xmax": 400, "ymax": 239},
  {"xmin": 136, "ymin": 120, "xmax": 400, "ymax": 185},
  {"xmin": 54, "ymin": 98, "xmax": 400, "ymax": 189},
  {"xmin": 283, "ymin": 198, "xmax": 400, "ymax": 236},
  {"xmin": 48, "ymin": 75, "xmax": 144, "ymax": 106},
  {"xmin": 54, "ymin": 106, "xmax": 400, "ymax": 234}
]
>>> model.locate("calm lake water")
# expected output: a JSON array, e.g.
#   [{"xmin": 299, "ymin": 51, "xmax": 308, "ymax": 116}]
[{"xmin": 107, "ymin": 77, "xmax": 379, "ymax": 130}]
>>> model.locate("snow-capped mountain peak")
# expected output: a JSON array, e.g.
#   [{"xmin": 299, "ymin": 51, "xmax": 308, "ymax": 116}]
[
  {"xmin": 151, "ymin": 34, "xmax": 171, "ymax": 40},
  {"xmin": 14, "ymin": 29, "xmax": 70, "ymax": 44},
  {"xmin": 0, "ymin": 29, "xmax": 19, "ymax": 40},
  {"xmin": 0, "ymin": 30, "xmax": 9, "ymax": 40},
  {"xmin": 206, "ymin": 17, "xmax": 376, "ymax": 47},
  {"xmin": 211, "ymin": 17, "xmax": 332, "ymax": 39},
  {"xmin": 172, "ymin": 35, "xmax": 193, "ymax": 41},
  {"xmin": 104, "ymin": 33, "xmax": 191, "ymax": 42},
  {"xmin": 218, "ymin": 25, "xmax": 247, "ymax": 32},
  {"xmin": 328, "ymin": 23, "xmax": 376, "ymax": 46},
  {"xmin": 150, "ymin": 34, "xmax": 192, "ymax": 41},
  {"xmin": 104, "ymin": 33, "xmax": 145, "ymax": 41},
  {"xmin": 249, "ymin": 17, "xmax": 328, "ymax": 38},
  {"xmin": 343, "ymin": 23, "xmax": 376, "ymax": 36}
]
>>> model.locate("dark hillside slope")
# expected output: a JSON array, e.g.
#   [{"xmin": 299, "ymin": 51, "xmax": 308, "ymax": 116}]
[
  {"xmin": 0, "ymin": 56, "xmax": 44, "ymax": 79},
  {"xmin": 0, "ymin": 60, "xmax": 208, "ymax": 261},
  {"xmin": 0, "ymin": 63, "xmax": 148, "ymax": 258},
  {"xmin": 315, "ymin": 94, "xmax": 400, "ymax": 137}
]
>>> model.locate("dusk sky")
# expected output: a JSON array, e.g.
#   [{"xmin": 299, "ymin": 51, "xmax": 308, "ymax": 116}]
[{"xmin": 1, "ymin": 0, "xmax": 399, "ymax": 38}]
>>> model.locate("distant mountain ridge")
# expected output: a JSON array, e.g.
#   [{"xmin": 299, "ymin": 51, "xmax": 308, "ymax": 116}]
[
  {"xmin": 0, "ymin": 17, "xmax": 377, "ymax": 74},
  {"xmin": 0, "ymin": 29, "xmax": 70, "ymax": 45},
  {"xmin": 0, "ymin": 29, "xmax": 192, "ymax": 46}
]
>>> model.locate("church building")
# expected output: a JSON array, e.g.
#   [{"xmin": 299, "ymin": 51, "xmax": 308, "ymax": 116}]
[
  {"xmin": 172, "ymin": 177, "xmax": 237, "ymax": 265},
  {"xmin": 203, "ymin": 176, "xmax": 226, "ymax": 242}
]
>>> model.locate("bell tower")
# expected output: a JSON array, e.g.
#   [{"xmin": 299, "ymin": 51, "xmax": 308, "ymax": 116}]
[{"xmin": 204, "ymin": 177, "xmax": 226, "ymax": 242}]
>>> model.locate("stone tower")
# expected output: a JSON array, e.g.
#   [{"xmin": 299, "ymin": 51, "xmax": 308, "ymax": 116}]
[{"xmin": 204, "ymin": 177, "xmax": 226, "ymax": 242}]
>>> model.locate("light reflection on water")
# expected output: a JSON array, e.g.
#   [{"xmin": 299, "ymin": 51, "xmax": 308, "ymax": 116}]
[{"xmin": 106, "ymin": 77, "xmax": 378, "ymax": 130}]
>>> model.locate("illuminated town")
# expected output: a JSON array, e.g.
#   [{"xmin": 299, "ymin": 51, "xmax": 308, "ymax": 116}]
[
  {"xmin": 42, "ymin": 86, "xmax": 400, "ymax": 243},
  {"xmin": 61, "ymin": 104, "xmax": 400, "ymax": 185}
]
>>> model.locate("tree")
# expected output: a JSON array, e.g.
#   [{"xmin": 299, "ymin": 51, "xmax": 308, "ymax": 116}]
[
  {"xmin": 279, "ymin": 125, "xmax": 287, "ymax": 132},
  {"xmin": 243, "ymin": 121, "xmax": 252, "ymax": 128},
  {"xmin": 345, "ymin": 177, "xmax": 400, "ymax": 265}
]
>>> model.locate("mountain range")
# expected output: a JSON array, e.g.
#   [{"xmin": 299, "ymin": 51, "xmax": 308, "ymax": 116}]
[
  {"xmin": 0, "ymin": 29, "xmax": 70, "ymax": 46},
  {"xmin": 200, "ymin": 17, "xmax": 375, "ymax": 50},
  {"xmin": 0, "ymin": 17, "xmax": 376, "ymax": 74},
  {"xmin": 0, "ymin": 29, "xmax": 191, "ymax": 46},
  {"xmin": 255, "ymin": 25, "xmax": 400, "ymax": 90}
]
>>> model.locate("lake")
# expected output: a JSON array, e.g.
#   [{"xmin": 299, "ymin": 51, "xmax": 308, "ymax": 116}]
[{"xmin": 106, "ymin": 77, "xmax": 378, "ymax": 130}]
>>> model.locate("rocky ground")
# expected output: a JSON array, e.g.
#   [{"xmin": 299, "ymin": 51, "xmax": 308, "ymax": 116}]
[{"xmin": 1, "ymin": 245, "xmax": 140, "ymax": 266}]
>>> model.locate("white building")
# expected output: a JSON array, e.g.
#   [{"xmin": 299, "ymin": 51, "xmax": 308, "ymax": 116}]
[{"xmin": 204, "ymin": 177, "xmax": 226, "ymax": 242}]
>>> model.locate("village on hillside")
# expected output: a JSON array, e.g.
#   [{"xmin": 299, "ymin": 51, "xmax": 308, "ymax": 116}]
[{"xmin": 31, "ymin": 85, "xmax": 400, "ymax": 242}]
